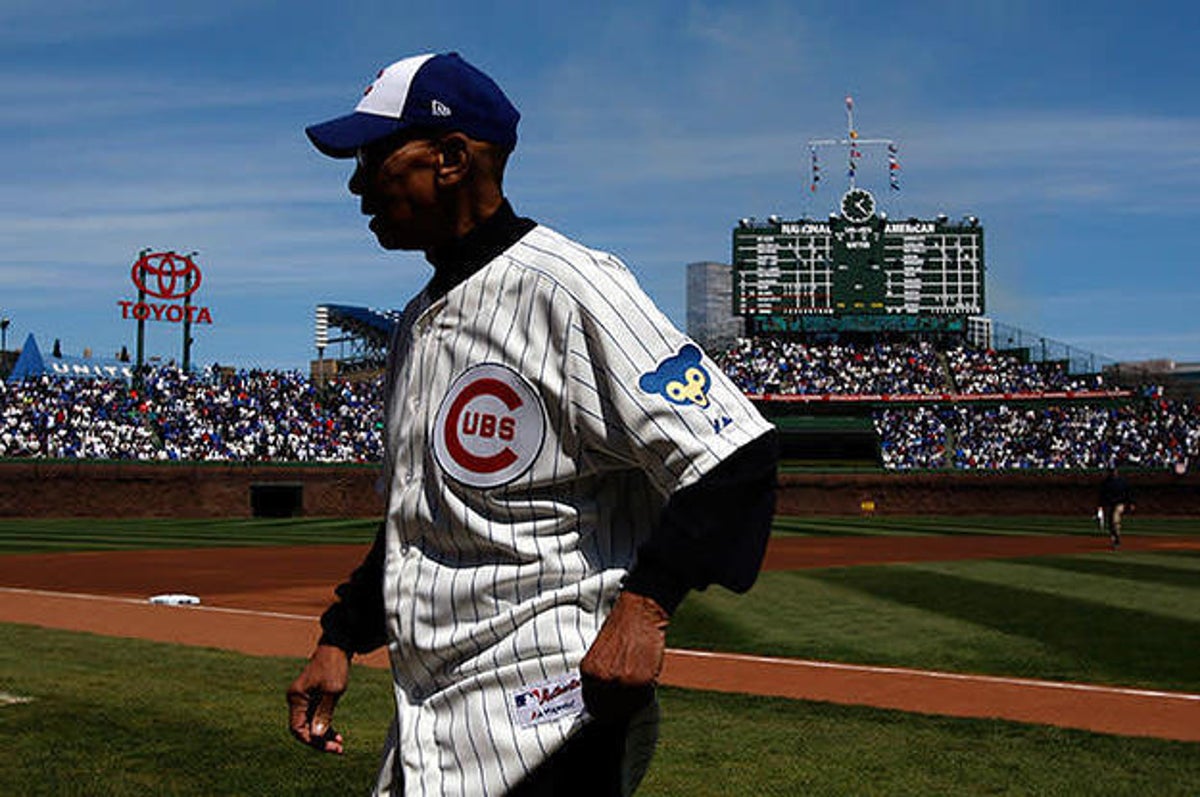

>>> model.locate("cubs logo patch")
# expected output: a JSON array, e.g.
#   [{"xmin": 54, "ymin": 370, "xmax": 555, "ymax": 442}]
[
  {"xmin": 639, "ymin": 344, "xmax": 712, "ymax": 408},
  {"xmin": 433, "ymin": 363, "xmax": 546, "ymax": 488}
]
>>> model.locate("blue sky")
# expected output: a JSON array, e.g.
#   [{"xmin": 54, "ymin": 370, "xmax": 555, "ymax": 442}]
[{"xmin": 2, "ymin": 0, "xmax": 1198, "ymax": 370}]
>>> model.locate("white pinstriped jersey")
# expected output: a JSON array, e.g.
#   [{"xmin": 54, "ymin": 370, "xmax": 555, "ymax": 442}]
[{"xmin": 373, "ymin": 223, "xmax": 773, "ymax": 796}]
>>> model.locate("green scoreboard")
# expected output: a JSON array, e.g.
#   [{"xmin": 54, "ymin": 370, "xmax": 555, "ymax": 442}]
[{"xmin": 732, "ymin": 188, "xmax": 984, "ymax": 333}]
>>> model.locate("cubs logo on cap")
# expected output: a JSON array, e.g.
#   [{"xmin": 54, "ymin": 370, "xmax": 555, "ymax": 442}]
[
  {"xmin": 306, "ymin": 52, "xmax": 520, "ymax": 158},
  {"xmin": 433, "ymin": 363, "xmax": 545, "ymax": 489}
]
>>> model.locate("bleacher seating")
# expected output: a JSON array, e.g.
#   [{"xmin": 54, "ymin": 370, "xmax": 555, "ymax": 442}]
[{"xmin": 1, "ymin": 339, "xmax": 1196, "ymax": 471}]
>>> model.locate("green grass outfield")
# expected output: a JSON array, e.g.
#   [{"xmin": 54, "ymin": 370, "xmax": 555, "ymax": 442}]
[
  {"xmin": 1, "ymin": 513, "xmax": 1195, "ymax": 555},
  {"xmin": 0, "ymin": 517, "xmax": 380, "ymax": 554},
  {"xmin": 672, "ymin": 551, "xmax": 1200, "ymax": 693},
  {"xmin": 2, "ymin": 626, "xmax": 1198, "ymax": 797},
  {"xmin": 770, "ymin": 513, "xmax": 1200, "ymax": 537},
  {"xmin": 2, "ymin": 516, "xmax": 1198, "ymax": 794}
]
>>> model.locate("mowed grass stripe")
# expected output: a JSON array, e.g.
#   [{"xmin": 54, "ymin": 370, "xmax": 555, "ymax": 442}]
[
  {"xmin": 2, "ymin": 515, "xmax": 1197, "ymax": 555},
  {"xmin": 0, "ymin": 518, "xmax": 379, "ymax": 553},
  {"xmin": 0, "ymin": 624, "xmax": 391, "ymax": 796},
  {"xmin": 2, "ymin": 624, "xmax": 1197, "ymax": 797},
  {"xmin": 1030, "ymin": 554, "xmax": 1200, "ymax": 590},
  {"xmin": 810, "ymin": 561, "xmax": 1200, "ymax": 692},
  {"xmin": 917, "ymin": 555, "xmax": 1200, "ymax": 620},
  {"xmin": 771, "ymin": 516, "xmax": 1073, "ymax": 537},
  {"xmin": 670, "ymin": 550, "xmax": 1200, "ymax": 694},
  {"xmin": 771, "ymin": 515, "xmax": 1200, "ymax": 538}
]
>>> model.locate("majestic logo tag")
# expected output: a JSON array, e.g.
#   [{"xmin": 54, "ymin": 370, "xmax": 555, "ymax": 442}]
[
  {"xmin": 433, "ymin": 363, "xmax": 545, "ymax": 488},
  {"xmin": 508, "ymin": 674, "xmax": 585, "ymax": 729},
  {"xmin": 639, "ymin": 343, "xmax": 713, "ymax": 408}
]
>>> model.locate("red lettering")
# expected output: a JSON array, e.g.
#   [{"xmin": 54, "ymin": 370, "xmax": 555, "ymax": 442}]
[
  {"xmin": 462, "ymin": 412, "xmax": 479, "ymax": 436},
  {"xmin": 461, "ymin": 413, "xmax": 514, "ymax": 440},
  {"xmin": 117, "ymin": 299, "xmax": 214, "ymax": 325},
  {"xmin": 442, "ymin": 378, "xmax": 523, "ymax": 475},
  {"xmin": 480, "ymin": 414, "xmax": 497, "ymax": 438}
]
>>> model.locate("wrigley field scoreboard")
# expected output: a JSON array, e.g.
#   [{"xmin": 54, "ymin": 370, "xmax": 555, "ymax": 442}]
[{"xmin": 732, "ymin": 188, "xmax": 985, "ymax": 334}]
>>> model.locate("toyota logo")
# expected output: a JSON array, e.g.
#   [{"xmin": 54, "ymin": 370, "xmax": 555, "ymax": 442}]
[{"xmin": 131, "ymin": 251, "xmax": 202, "ymax": 300}]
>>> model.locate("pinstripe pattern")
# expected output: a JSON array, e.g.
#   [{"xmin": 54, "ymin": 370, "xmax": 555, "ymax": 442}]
[{"xmin": 374, "ymin": 224, "xmax": 773, "ymax": 796}]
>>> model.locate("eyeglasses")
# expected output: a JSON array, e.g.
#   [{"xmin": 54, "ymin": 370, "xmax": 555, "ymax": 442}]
[
  {"xmin": 354, "ymin": 130, "xmax": 439, "ymax": 174},
  {"xmin": 354, "ymin": 142, "xmax": 392, "ymax": 175}
]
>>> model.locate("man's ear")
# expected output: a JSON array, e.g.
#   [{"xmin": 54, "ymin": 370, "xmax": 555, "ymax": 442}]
[{"xmin": 435, "ymin": 133, "xmax": 471, "ymax": 185}]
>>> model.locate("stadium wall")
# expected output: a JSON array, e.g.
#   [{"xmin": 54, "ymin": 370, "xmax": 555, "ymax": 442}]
[
  {"xmin": 0, "ymin": 461, "xmax": 1197, "ymax": 518},
  {"xmin": 0, "ymin": 462, "xmax": 384, "ymax": 519},
  {"xmin": 776, "ymin": 471, "xmax": 1199, "ymax": 516}
]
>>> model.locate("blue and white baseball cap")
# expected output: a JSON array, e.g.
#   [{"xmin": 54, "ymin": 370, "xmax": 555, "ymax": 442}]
[{"xmin": 306, "ymin": 52, "xmax": 519, "ymax": 158}]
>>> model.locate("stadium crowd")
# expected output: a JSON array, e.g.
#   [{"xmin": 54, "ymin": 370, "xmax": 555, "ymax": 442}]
[
  {"xmin": 715, "ymin": 337, "xmax": 1195, "ymax": 471},
  {"xmin": 1, "ymin": 338, "xmax": 1196, "ymax": 471},
  {"xmin": 943, "ymin": 345, "xmax": 1103, "ymax": 394},
  {"xmin": 715, "ymin": 337, "xmax": 946, "ymax": 395},
  {"xmin": 714, "ymin": 337, "xmax": 1103, "ymax": 395},
  {"xmin": 0, "ymin": 366, "xmax": 384, "ymax": 462},
  {"xmin": 875, "ymin": 399, "xmax": 1199, "ymax": 471}
]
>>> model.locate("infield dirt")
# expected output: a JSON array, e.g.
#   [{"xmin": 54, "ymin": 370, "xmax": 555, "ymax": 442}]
[{"xmin": 2, "ymin": 534, "xmax": 1198, "ymax": 742}]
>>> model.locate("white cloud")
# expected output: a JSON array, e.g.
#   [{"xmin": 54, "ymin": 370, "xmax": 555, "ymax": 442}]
[
  {"xmin": 0, "ymin": 0, "xmax": 267, "ymax": 46},
  {"xmin": 0, "ymin": 73, "xmax": 337, "ymax": 127}
]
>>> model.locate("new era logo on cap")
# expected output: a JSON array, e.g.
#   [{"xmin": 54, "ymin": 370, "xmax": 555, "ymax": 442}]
[{"xmin": 306, "ymin": 52, "xmax": 519, "ymax": 158}]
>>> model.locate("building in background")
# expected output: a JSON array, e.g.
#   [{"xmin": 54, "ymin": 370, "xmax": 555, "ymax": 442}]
[{"xmin": 686, "ymin": 261, "xmax": 742, "ymax": 352}]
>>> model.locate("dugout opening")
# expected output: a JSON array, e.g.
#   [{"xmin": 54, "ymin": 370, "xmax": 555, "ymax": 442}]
[{"xmin": 250, "ymin": 482, "xmax": 304, "ymax": 518}]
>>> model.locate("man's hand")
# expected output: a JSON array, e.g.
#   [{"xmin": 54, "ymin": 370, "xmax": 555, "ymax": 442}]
[
  {"xmin": 287, "ymin": 644, "xmax": 351, "ymax": 754},
  {"xmin": 579, "ymin": 591, "xmax": 670, "ymax": 723}
]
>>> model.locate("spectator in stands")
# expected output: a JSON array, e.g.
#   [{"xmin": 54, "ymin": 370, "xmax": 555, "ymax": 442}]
[
  {"xmin": 715, "ymin": 337, "xmax": 946, "ymax": 396},
  {"xmin": 2, "ymin": 350, "xmax": 1196, "ymax": 473},
  {"xmin": 0, "ymin": 365, "xmax": 385, "ymax": 463},
  {"xmin": 871, "ymin": 399, "xmax": 1199, "ymax": 472}
]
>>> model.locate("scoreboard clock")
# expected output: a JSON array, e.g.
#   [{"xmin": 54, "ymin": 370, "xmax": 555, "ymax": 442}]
[
  {"xmin": 840, "ymin": 188, "xmax": 876, "ymax": 223},
  {"xmin": 731, "ymin": 190, "xmax": 985, "ymax": 325}
]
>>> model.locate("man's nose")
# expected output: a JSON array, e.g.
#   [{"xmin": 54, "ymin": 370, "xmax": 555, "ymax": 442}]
[{"xmin": 348, "ymin": 165, "xmax": 366, "ymax": 196}]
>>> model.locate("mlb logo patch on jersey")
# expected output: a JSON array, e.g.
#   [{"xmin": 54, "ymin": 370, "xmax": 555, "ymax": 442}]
[
  {"xmin": 507, "ymin": 673, "xmax": 585, "ymax": 729},
  {"xmin": 433, "ymin": 363, "xmax": 546, "ymax": 488},
  {"xmin": 639, "ymin": 344, "xmax": 712, "ymax": 408}
]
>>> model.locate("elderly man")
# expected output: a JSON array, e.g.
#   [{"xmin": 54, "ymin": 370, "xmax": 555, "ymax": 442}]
[{"xmin": 286, "ymin": 52, "xmax": 778, "ymax": 796}]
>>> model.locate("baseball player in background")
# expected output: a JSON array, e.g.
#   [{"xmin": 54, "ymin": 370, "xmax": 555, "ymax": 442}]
[
  {"xmin": 1098, "ymin": 465, "xmax": 1134, "ymax": 550},
  {"xmin": 286, "ymin": 52, "xmax": 779, "ymax": 796}
]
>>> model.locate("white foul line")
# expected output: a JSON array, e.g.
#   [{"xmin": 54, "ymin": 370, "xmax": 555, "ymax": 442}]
[
  {"xmin": 0, "ymin": 586, "xmax": 317, "ymax": 622},
  {"xmin": 5, "ymin": 586, "xmax": 1199, "ymax": 705},
  {"xmin": 668, "ymin": 648, "xmax": 1200, "ymax": 703}
]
